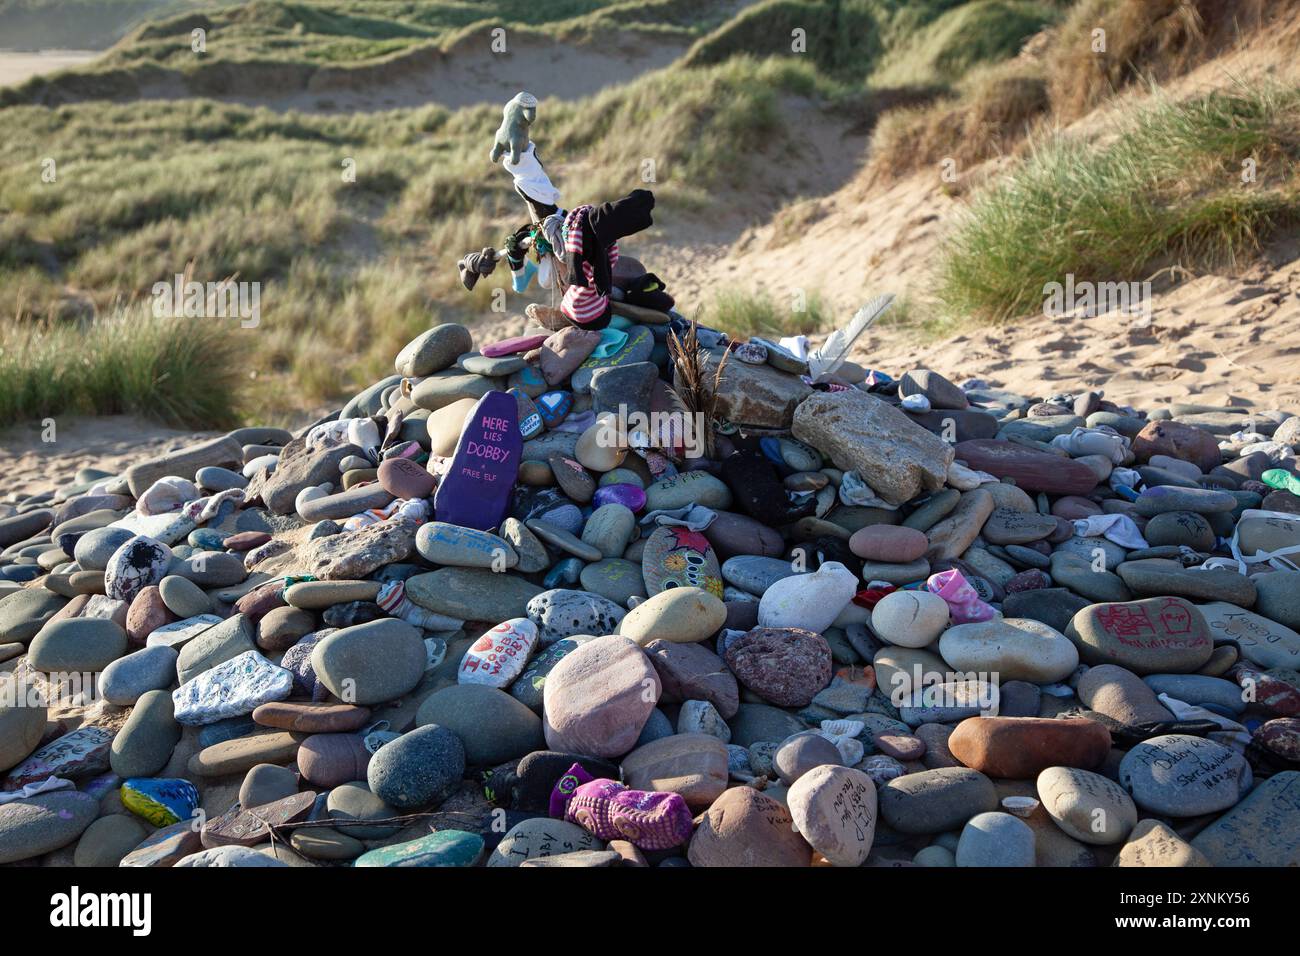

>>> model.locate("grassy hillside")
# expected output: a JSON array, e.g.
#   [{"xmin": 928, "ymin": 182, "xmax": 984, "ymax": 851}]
[
  {"xmin": 0, "ymin": 55, "xmax": 828, "ymax": 421},
  {"xmin": 0, "ymin": 0, "xmax": 201, "ymax": 49},
  {"xmin": 939, "ymin": 84, "xmax": 1300, "ymax": 322},
  {"xmin": 1, "ymin": 0, "xmax": 1296, "ymax": 425}
]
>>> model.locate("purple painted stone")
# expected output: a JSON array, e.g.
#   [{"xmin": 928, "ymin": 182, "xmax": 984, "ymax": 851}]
[
  {"xmin": 593, "ymin": 483, "xmax": 647, "ymax": 512},
  {"xmin": 483, "ymin": 333, "xmax": 548, "ymax": 358},
  {"xmin": 434, "ymin": 391, "xmax": 521, "ymax": 532}
]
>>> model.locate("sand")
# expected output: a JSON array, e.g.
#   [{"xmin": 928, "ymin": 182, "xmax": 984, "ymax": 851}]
[
  {"xmin": 0, "ymin": 50, "xmax": 98, "ymax": 87},
  {"xmin": 0, "ymin": 416, "xmax": 217, "ymax": 501}
]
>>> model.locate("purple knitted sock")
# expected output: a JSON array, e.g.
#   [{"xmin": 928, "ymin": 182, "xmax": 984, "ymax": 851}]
[{"xmin": 563, "ymin": 777, "xmax": 693, "ymax": 850}]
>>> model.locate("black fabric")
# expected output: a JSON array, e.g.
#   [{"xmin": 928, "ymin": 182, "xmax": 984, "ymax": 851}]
[
  {"xmin": 721, "ymin": 450, "xmax": 816, "ymax": 527},
  {"xmin": 504, "ymin": 222, "xmax": 532, "ymax": 271},
  {"xmin": 567, "ymin": 189, "xmax": 656, "ymax": 298},
  {"xmin": 587, "ymin": 188, "xmax": 655, "ymax": 246},
  {"xmin": 511, "ymin": 751, "xmax": 621, "ymax": 812},
  {"xmin": 514, "ymin": 182, "xmax": 557, "ymax": 224},
  {"xmin": 622, "ymin": 271, "xmax": 674, "ymax": 310}
]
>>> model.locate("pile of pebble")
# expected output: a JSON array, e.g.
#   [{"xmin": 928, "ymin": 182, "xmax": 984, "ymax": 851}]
[{"xmin": 2, "ymin": 312, "xmax": 1299, "ymax": 868}]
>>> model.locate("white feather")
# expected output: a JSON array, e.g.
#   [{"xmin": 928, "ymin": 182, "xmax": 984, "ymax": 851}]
[{"xmin": 807, "ymin": 294, "xmax": 895, "ymax": 380}]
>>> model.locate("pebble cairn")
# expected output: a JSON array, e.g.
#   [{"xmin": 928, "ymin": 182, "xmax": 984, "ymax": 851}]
[{"xmin": 2, "ymin": 312, "xmax": 1300, "ymax": 868}]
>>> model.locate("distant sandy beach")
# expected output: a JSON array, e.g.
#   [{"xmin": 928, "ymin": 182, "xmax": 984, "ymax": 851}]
[{"xmin": 0, "ymin": 49, "xmax": 98, "ymax": 87}]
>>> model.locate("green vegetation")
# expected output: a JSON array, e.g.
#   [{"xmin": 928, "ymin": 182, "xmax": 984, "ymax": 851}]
[
  {"xmin": 868, "ymin": 0, "xmax": 1061, "ymax": 89},
  {"xmin": 2, "ymin": 0, "xmax": 1291, "ymax": 425},
  {"xmin": 0, "ymin": 304, "xmax": 247, "ymax": 426},
  {"xmin": 0, "ymin": 56, "xmax": 823, "ymax": 418},
  {"xmin": 683, "ymin": 0, "xmax": 1062, "ymax": 87},
  {"xmin": 937, "ymin": 85, "xmax": 1300, "ymax": 322},
  {"xmin": 703, "ymin": 287, "xmax": 830, "ymax": 339}
]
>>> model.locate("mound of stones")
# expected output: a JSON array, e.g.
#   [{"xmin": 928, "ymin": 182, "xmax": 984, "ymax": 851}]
[{"xmin": 2, "ymin": 315, "xmax": 1300, "ymax": 867}]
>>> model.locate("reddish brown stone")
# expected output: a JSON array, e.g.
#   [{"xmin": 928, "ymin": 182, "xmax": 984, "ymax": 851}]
[
  {"xmin": 1232, "ymin": 663, "xmax": 1300, "ymax": 717},
  {"xmin": 948, "ymin": 716, "xmax": 1111, "ymax": 779},
  {"xmin": 256, "ymin": 605, "xmax": 315, "ymax": 652},
  {"xmin": 848, "ymin": 525, "xmax": 929, "ymax": 563},
  {"xmin": 200, "ymin": 791, "xmax": 316, "ymax": 848},
  {"xmin": 688, "ymin": 787, "xmax": 812, "ymax": 867},
  {"xmin": 644, "ymin": 639, "xmax": 739, "ymax": 718},
  {"xmin": 621, "ymin": 733, "xmax": 730, "ymax": 810},
  {"xmin": 723, "ymin": 627, "xmax": 831, "ymax": 708},
  {"xmin": 125, "ymin": 585, "xmax": 175, "ymax": 644},
  {"xmin": 1255, "ymin": 718, "xmax": 1300, "ymax": 761},
  {"xmin": 252, "ymin": 701, "xmax": 371, "ymax": 733},
  {"xmin": 1132, "ymin": 420, "xmax": 1222, "ymax": 473},
  {"xmin": 297, "ymin": 732, "xmax": 372, "ymax": 788},
  {"xmin": 952, "ymin": 440, "xmax": 1099, "ymax": 495},
  {"xmin": 874, "ymin": 733, "xmax": 926, "ymax": 761},
  {"xmin": 377, "ymin": 457, "xmax": 435, "ymax": 499},
  {"xmin": 223, "ymin": 531, "xmax": 272, "ymax": 552},
  {"xmin": 235, "ymin": 581, "xmax": 287, "ymax": 623}
]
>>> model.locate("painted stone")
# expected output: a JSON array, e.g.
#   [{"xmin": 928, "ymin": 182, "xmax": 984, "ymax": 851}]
[
  {"xmin": 787, "ymin": 764, "xmax": 877, "ymax": 867},
  {"xmin": 433, "ymin": 390, "xmax": 521, "ymax": 531},
  {"xmin": 641, "ymin": 525, "xmax": 723, "ymax": 598},
  {"xmin": 3, "ymin": 726, "xmax": 115, "ymax": 789},
  {"xmin": 354, "ymin": 829, "xmax": 484, "ymax": 867},
  {"xmin": 104, "ymin": 534, "xmax": 172, "ymax": 602},
  {"xmin": 510, "ymin": 635, "xmax": 598, "ymax": 712},
  {"xmin": 1066, "ymin": 596, "xmax": 1213, "ymax": 674},
  {"xmin": 1190, "ymin": 771, "xmax": 1300, "ymax": 866},
  {"xmin": 119, "ymin": 820, "xmax": 204, "ymax": 867},
  {"xmin": 459, "ymin": 618, "xmax": 539, "ymax": 688},
  {"xmin": 1200, "ymin": 602, "xmax": 1300, "ymax": 670},
  {"xmin": 173, "ymin": 650, "xmax": 295, "ymax": 725},
  {"xmin": 593, "ymin": 483, "xmax": 646, "ymax": 512},
  {"xmin": 536, "ymin": 389, "xmax": 573, "ymax": 427},
  {"xmin": 487, "ymin": 818, "xmax": 604, "ymax": 867},
  {"xmin": 121, "ymin": 777, "xmax": 201, "ymax": 827},
  {"xmin": 415, "ymin": 521, "xmax": 517, "ymax": 569},
  {"xmin": 1118, "ymin": 734, "xmax": 1251, "ymax": 817},
  {"xmin": 200, "ymin": 791, "xmax": 316, "ymax": 848}
]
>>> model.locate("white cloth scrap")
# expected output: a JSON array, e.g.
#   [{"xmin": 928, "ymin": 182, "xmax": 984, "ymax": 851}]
[{"xmin": 1072, "ymin": 513, "xmax": 1148, "ymax": 550}]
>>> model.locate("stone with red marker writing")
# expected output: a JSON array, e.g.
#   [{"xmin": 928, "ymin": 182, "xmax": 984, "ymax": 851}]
[{"xmin": 1065, "ymin": 595, "xmax": 1213, "ymax": 674}]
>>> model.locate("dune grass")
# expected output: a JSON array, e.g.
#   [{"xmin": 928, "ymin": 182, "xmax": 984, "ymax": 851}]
[
  {"xmin": 937, "ymin": 84, "xmax": 1300, "ymax": 323},
  {"xmin": 864, "ymin": 57, "xmax": 1049, "ymax": 183},
  {"xmin": 1047, "ymin": 0, "xmax": 1279, "ymax": 123},
  {"xmin": 0, "ymin": 55, "xmax": 826, "ymax": 418},
  {"xmin": 867, "ymin": 0, "xmax": 1062, "ymax": 89},
  {"xmin": 703, "ymin": 287, "xmax": 831, "ymax": 339},
  {"xmin": 0, "ymin": 305, "xmax": 248, "ymax": 426}
]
